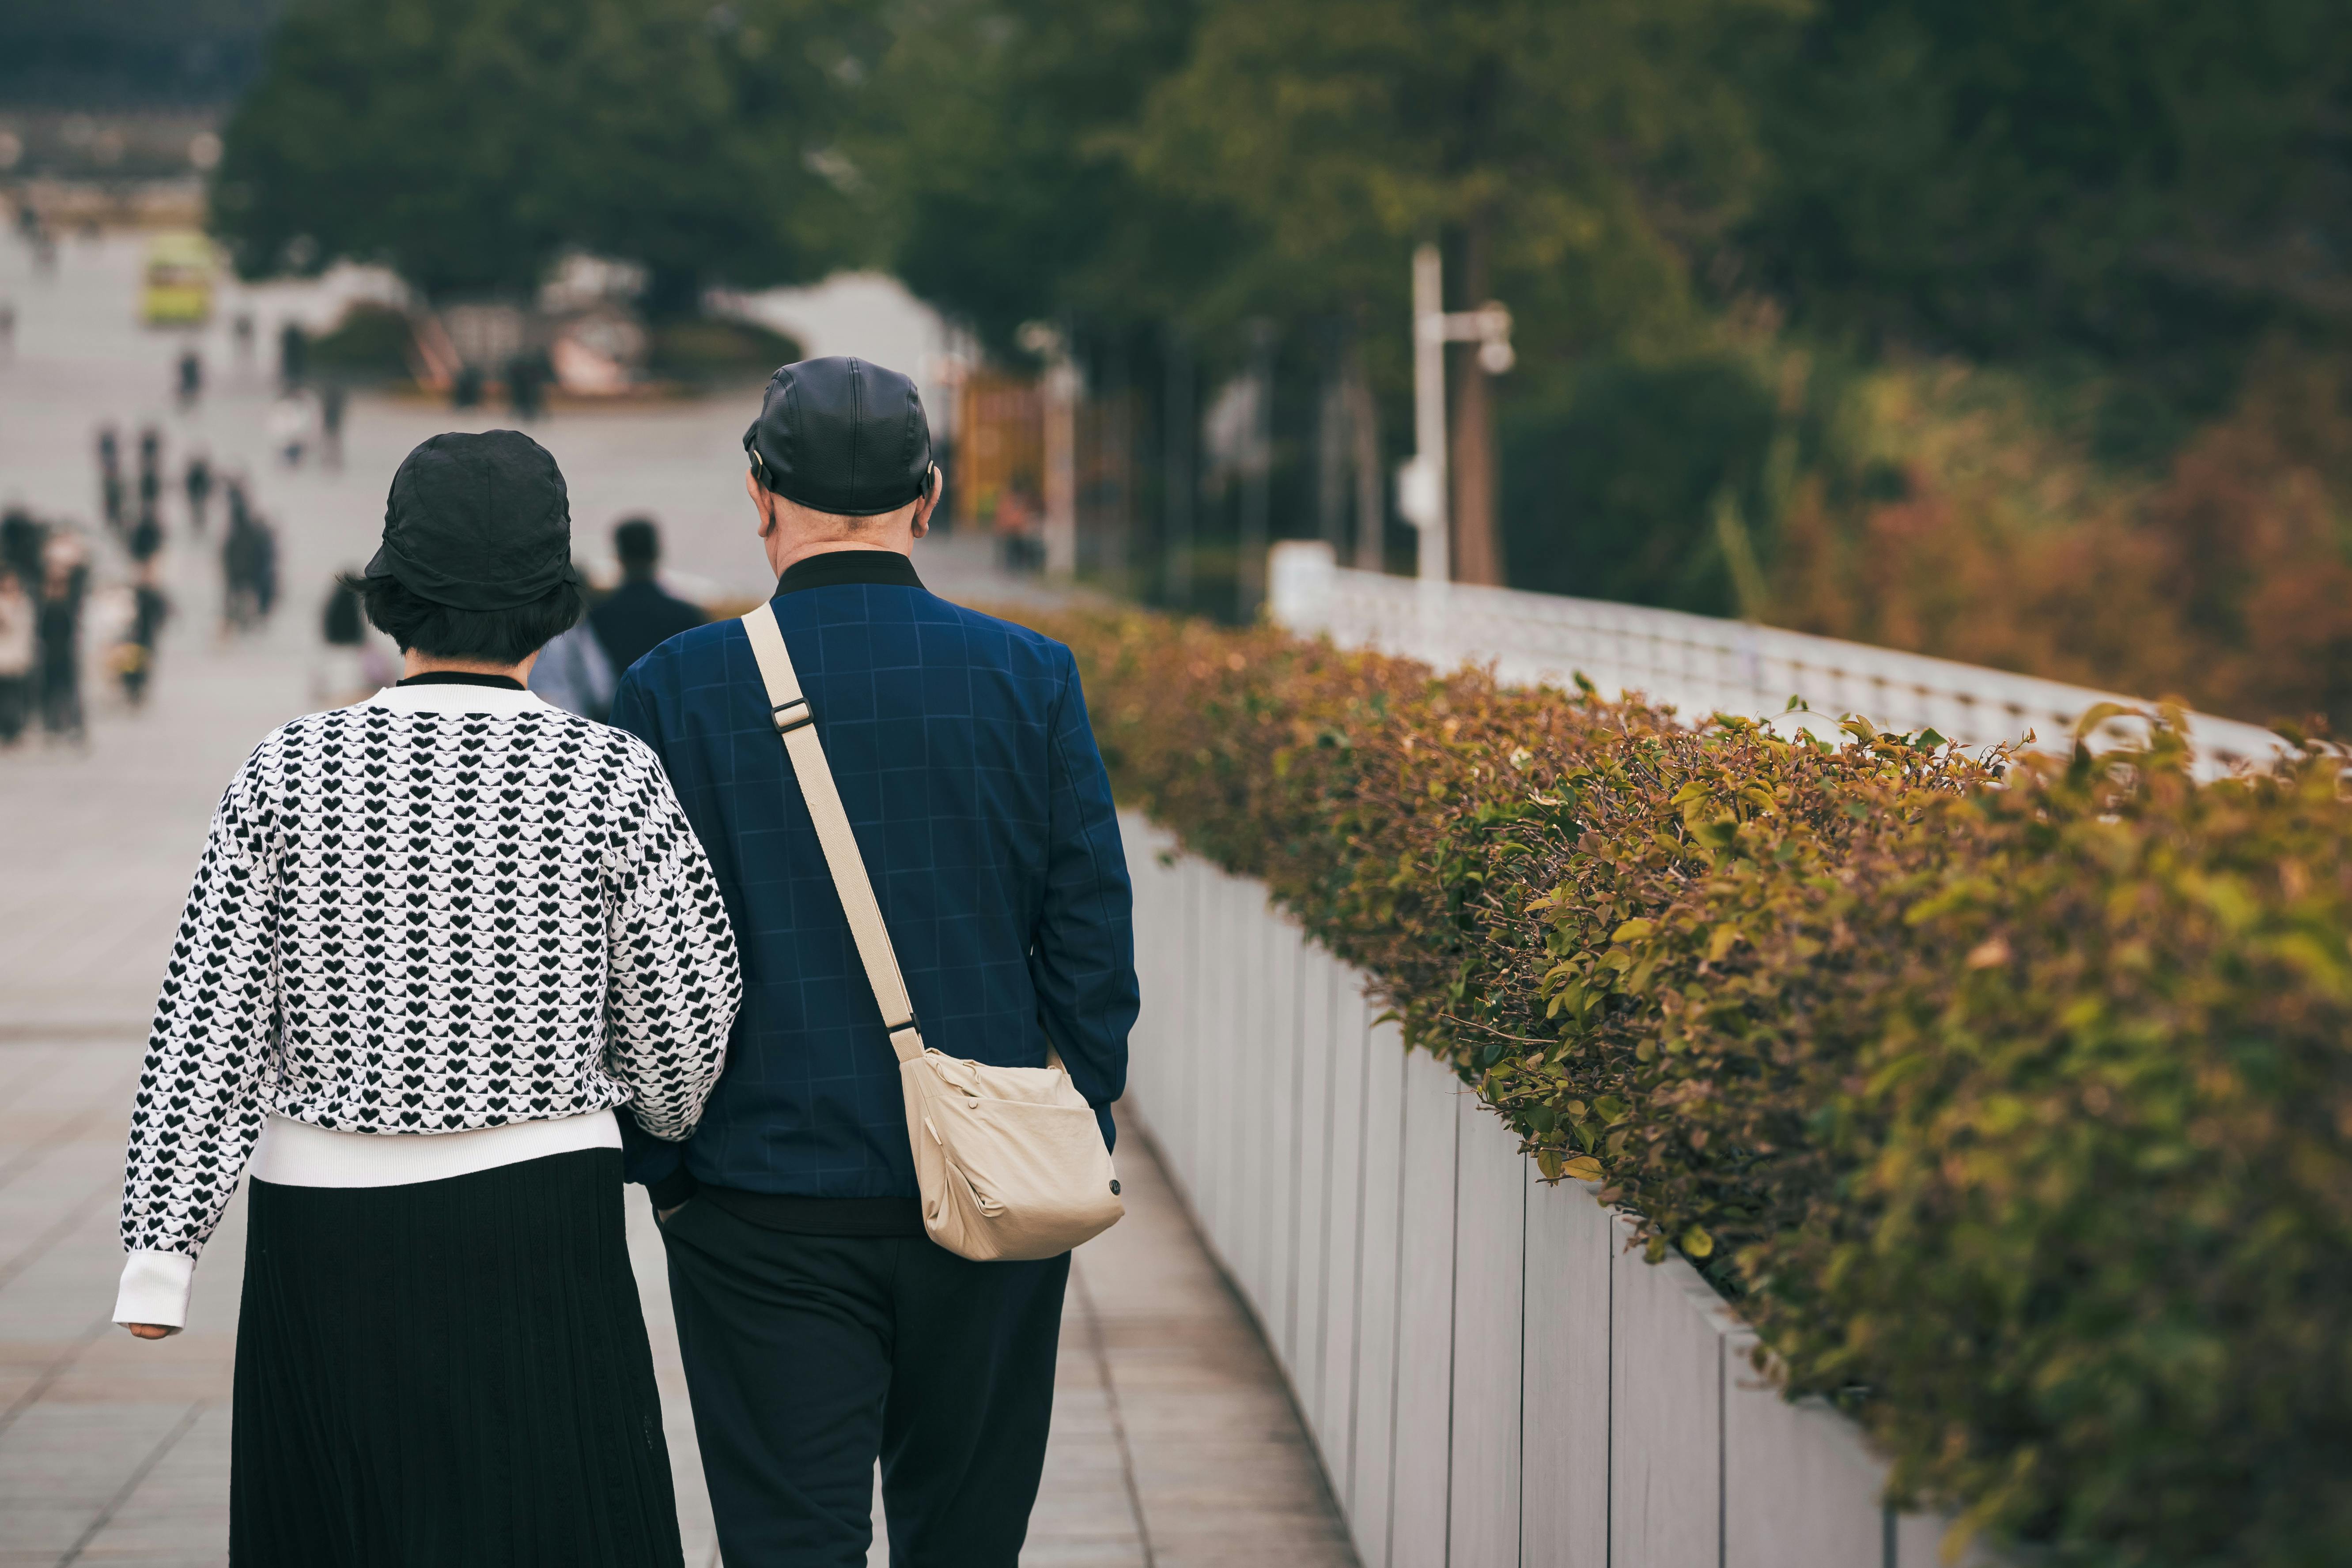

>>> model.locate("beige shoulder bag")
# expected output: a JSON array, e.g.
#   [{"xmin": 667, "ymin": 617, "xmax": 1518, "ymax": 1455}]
[{"xmin": 738, "ymin": 606, "xmax": 1124, "ymax": 1262}]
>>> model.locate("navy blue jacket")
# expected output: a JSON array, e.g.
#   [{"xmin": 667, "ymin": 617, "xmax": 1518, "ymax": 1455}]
[{"xmin": 608, "ymin": 550, "xmax": 1135, "ymax": 1206}]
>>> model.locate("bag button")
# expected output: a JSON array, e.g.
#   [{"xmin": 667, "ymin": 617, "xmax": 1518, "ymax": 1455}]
[{"xmin": 1109, "ymin": 1180, "xmax": 1121, "ymax": 1196}]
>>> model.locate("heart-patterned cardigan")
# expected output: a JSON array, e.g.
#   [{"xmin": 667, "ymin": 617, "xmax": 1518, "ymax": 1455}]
[{"xmin": 118, "ymin": 692, "xmax": 742, "ymax": 1261}]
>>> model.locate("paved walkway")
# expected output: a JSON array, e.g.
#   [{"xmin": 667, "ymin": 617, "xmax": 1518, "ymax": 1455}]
[{"xmin": 0, "ymin": 230, "xmax": 1352, "ymax": 1566}]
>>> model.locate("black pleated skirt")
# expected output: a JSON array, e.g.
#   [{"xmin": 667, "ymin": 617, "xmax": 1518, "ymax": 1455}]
[{"xmin": 231, "ymin": 1148, "xmax": 685, "ymax": 1568}]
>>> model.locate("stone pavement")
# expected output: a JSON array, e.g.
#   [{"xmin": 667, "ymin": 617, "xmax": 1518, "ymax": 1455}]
[
  {"xmin": 0, "ymin": 230, "xmax": 1353, "ymax": 1566},
  {"xmin": 0, "ymin": 1038, "xmax": 1352, "ymax": 1568}
]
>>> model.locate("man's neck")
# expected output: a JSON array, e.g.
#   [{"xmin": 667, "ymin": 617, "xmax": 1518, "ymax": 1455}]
[{"xmin": 766, "ymin": 536, "xmax": 914, "ymax": 578}]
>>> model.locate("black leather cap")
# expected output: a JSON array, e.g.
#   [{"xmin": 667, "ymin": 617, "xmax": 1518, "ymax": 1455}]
[
  {"xmin": 744, "ymin": 356, "xmax": 932, "ymax": 517},
  {"xmin": 364, "ymin": 431, "xmax": 582, "ymax": 610}
]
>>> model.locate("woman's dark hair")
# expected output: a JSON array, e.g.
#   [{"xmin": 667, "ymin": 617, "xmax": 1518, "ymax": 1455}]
[{"xmin": 339, "ymin": 571, "xmax": 582, "ymax": 663}]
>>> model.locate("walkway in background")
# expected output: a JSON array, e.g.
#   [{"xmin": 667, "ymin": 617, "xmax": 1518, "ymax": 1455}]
[{"xmin": 0, "ymin": 230, "xmax": 1350, "ymax": 1567}]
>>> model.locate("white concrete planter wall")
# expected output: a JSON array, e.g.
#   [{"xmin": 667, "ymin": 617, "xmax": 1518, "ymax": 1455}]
[{"xmin": 1122, "ymin": 813, "xmax": 1980, "ymax": 1568}]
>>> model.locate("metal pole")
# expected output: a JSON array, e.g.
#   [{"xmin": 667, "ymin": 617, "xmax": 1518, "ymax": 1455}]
[
  {"xmin": 1238, "ymin": 318, "xmax": 1278, "ymax": 620},
  {"xmin": 1410, "ymin": 242, "xmax": 1450, "ymax": 645},
  {"xmin": 1042, "ymin": 356, "xmax": 1079, "ymax": 578},
  {"xmin": 1399, "ymin": 243, "xmax": 1513, "ymax": 655}
]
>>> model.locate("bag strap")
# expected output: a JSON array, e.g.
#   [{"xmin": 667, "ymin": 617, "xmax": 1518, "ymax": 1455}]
[{"xmin": 739, "ymin": 606, "xmax": 925, "ymax": 1066}]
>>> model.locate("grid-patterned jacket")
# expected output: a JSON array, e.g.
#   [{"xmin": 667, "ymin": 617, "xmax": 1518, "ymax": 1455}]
[
  {"xmin": 608, "ymin": 549, "xmax": 1136, "ymax": 1209},
  {"xmin": 119, "ymin": 686, "xmax": 742, "ymax": 1259}
]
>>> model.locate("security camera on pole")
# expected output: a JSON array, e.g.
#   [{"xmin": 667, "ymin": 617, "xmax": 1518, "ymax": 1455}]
[{"xmin": 1395, "ymin": 242, "xmax": 1513, "ymax": 654}]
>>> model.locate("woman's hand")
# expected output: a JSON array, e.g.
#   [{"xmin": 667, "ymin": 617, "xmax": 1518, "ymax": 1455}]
[{"xmin": 125, "ymin": 1323, "xmax": 172, "ymax": 1340}]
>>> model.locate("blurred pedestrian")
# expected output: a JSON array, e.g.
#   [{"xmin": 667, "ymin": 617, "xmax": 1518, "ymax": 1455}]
[
  {"xmin": 184, "ymin": 453, "xmax": 213, "ymax": 535},
  {"xmin": 268, "ymin": 390, "xmax": 314, "ymax": 467},
  {"xmin": 175, "ymin": 344, "xmax": 203, "ymax": 410},
  {"xmin": 994, "ymin": 485, "xmax": 1042, "ymax": 574},
  {"xmin": 320, "ymin": 384, "xmax": 347, "ymax": 468},
  {"xmin": 220, "ymin": 481, "xmax": 279, "ymax": 631},
  {"xmin": 137, "ymin": 427, "xmax": 164, "ymax": 529},
  {"xmin": 37, "ymin": 533, "xmax": 87, "ymax": 743},
  {"xmin": 506, "ymin": 352, "xmax": 549, "ymax": 421},
  {"xmin": 528, "ymin": 617, "xmax": 617, "ymax": 720},
  {"xmin": 452, "ymin": 363, "xmax": 484, "ymax": 409},
  {"xmin": 278, "ymin": 319, "xmax": 307, "ymax": 388},
  {"xmin": 0, "ymin": 566, "xmax": 32, "ymax": 745},
  {"xmin": 314, "ymin": 574, "xmax": 397, "ymax": 706},
  {"xmin": 0, "ymin": 301, "xmax": 15, "ymax": 359},
  {"xmin": 97, "ymin": 426, "xmax": 124, "ymax": 534},
  {"xmin": 252, "ymin": 518, "xmax": 280, "ymax": 622},
  {"xmin": 321, "ymin": 574, "xmax": 363, "ymax": 649},
  {"xmin": 232, "ymin": 310, "xmax": 254, "ymax": 363},
  {"xmin": 112, "ymin": 571, "xmax": 170, "ymax": 708},
  {"xmin": 223, "ymin": 509, "xmax": 263, "ymax": 634},
  {"xmin": 0, "ymin": 508, "xmax": 43, "ymax": 589},
  {"xmin": 128, "ymin": 508, "xmax": 164, "ymax": 569},
  {"xmin": 587, "ymin": 517, "xmax": 705, "ymax": 677}
]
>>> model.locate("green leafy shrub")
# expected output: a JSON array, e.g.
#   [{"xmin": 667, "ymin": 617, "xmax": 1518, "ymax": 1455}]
[{"xmin": 1029, "ymin": 605, "xmax": 2352, "ymax": 1567}]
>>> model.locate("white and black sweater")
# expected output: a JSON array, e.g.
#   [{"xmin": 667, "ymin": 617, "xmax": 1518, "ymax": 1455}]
[{"xmin": 119, "ymin": 683, "xmax": 742, "ymax": 1267}]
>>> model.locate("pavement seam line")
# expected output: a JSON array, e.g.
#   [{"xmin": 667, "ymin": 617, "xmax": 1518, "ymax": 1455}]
[
  {"xmin": 0, "ymin": 1061, "xmax": 142, "ymax": 1194},
  {"xmin": 0, "ymin": 1175, "xmax": 121, "ymax": 1294},
  {"xmin": 1070, "ymin": 1256, "xmax": 1157, "ymax": 1568},
  {"xmin": 54, "ymin": 1398, "xmax": 209, "ymax": 1568},
  {"xmin": 0, "ymin": 1317, "xmax": 115, "ymax": 1442}
]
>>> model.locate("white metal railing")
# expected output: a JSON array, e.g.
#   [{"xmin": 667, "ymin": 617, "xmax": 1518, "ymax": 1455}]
[
  {"xmin": 1123, "ymin": 815, "xmax": 1989, "ymax": 1568},
  {"xmin": 1267, "ymin": 542, "xmax": 2288, "ymax": 773}
]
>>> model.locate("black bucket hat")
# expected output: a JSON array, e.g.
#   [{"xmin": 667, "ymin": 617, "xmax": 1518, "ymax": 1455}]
[
  {"xmin": 364, "ymin": 431, "xmax": 582, "ymax": 610},
  {"xmin": 743, "ymin": 356, "xmax": 933, "ymax": 517}
]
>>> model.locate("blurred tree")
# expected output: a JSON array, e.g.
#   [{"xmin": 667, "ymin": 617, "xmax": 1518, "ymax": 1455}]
[
  {"xmin": 1500, "ymin": 355, "xmax": 1783, "ymax": 617},
  {"xmin": 210, "ymin": 0, "xmax": 870, "ymax": 308},
  {"xmin": 1739, "ymin": 0, "xmax": 2352, "ymax": 442},
  {"xmin": 854, "ymin": 0, "xmax": 1232, "ymax": 357},
  {"xmin": 1122, "ymin": 0, "xmax": 1801, "ymax": 586}
]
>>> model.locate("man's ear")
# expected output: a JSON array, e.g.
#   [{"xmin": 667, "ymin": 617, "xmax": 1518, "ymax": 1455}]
[
  {"xmin": 746, "ymin": 467, "xmax": 774, "ymax": 538},
  {"xmin": 911, "ymin": 464, "xmax": 942, "ymax": 537}
]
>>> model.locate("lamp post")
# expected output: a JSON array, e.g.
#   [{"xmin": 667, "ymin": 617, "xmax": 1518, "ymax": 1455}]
[{"xmin": 1395, "ymin": 242, "xmax": 1513, "ymax": 647}]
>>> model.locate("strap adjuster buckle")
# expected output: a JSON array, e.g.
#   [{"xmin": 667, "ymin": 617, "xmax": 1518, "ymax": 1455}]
[{"xmin": 771, "ymin": 697, "xmax": 813, "ymax": 735}]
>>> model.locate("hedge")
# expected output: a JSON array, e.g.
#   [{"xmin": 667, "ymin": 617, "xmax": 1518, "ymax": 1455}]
[{"xmin": 1025, "ymin": 605, "xmax": 2352, "ymax": 1568}]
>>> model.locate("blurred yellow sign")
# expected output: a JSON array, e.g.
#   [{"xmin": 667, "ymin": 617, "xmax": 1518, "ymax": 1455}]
[{"xmin": 141, "ymin": 231, "xmax": 216, "ymax": 326}]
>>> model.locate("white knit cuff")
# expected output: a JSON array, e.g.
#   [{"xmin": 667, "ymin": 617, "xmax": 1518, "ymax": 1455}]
[{"xmin": 114, "ymin": 1250, "xmax": 195, "ymax": 1334}]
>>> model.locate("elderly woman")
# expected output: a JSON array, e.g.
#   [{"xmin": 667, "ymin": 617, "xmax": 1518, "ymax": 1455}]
[{"xmin": 113, "ymin": 431, "xmax": 741, "ymax": 1567}]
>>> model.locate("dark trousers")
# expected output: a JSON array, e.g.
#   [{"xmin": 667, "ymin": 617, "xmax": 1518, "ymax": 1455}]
[{"xmin": 658, "ymin": 1199, "xmax": 1070, "ymax": 1568}]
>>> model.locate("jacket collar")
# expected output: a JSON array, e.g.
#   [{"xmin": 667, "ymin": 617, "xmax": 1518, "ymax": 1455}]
[
  {"xmin": 397, "ymin": 671, "xmax": 526, "ymax": 691},
  {"xmin": 773, "ymin": 549, "xmax": 924, "ymax": 598},
  {"xmin": 364, "ymin": 681, "xmax": 556, "ymax": 716}
]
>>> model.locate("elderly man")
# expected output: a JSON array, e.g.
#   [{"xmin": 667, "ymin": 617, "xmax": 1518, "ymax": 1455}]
[{"xmin": 609, "ymin": 357, "xmax": 1137, "ymax": 1568}]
